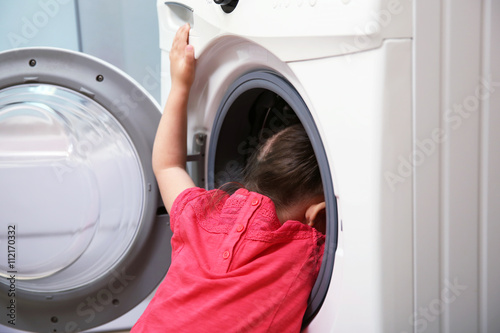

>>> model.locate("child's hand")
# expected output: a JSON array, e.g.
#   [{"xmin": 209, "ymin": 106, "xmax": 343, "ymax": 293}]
[{"xmin": 170, "ymin": 24, "xmax": 196, "ymax": 89}]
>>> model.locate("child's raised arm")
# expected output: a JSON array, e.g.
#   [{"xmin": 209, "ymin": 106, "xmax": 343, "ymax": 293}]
[{"xmin": 152, "ymin": 24, "xmax": 196, "ymax": 213}]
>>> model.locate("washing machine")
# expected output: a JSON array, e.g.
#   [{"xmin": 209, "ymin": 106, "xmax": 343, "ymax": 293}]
[
  {"xmin": 1, "ymin": 0, "xmax": 499, "ymax": 332},
  {"xmin": 156, "ymin": 0, "xmax": 498, "ymax": 332},
  {"xmin": 158, "ymin": 0, "xmax": 413, "ymax": 331}
]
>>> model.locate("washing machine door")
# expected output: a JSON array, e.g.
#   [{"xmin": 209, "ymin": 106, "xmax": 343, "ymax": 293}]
[{"xmin": 0, "ymin": 47, "xmax": 170, "ymax": 332}]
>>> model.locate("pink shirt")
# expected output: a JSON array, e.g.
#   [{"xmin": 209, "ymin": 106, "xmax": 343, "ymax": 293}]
[{"xmin": 132, "ymin": 187, "xmax": 325, "ymax": 333}]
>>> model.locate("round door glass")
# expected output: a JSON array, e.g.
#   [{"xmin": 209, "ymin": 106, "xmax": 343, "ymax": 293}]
[{"xmin": 0, "ymin": 84, "xmax": 144, "ymax": 293}]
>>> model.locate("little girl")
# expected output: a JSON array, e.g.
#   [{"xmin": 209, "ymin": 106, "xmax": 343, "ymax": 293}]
[{"xmin": 131, "ymin": 24, "xmax": 326, "ymax": 333}]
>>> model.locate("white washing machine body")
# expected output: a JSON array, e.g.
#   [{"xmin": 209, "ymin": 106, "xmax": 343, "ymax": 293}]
[
  {"xmin": 159, "ymin": 0, "xmax": 413, "ymax": 331},
  {"xmin": 158, "ymin": 1, "xmax": 500, "ymax": 332}
]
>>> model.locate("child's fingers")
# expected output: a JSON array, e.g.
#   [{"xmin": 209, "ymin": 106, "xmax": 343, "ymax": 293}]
[
  {"xmin": 172, "ymin": 24, "xmax": 189, "ymax": 52},
  {"xmin": 185, "ymin": 44, "xmax": 195, "ymax": 64},
  {"xmin": 170, "ymin": 24, "xmax": 190, "ymax": 64},
  {"xmin": 170, "ymin": 24, "xmax": 195, "ymax": 85},
  {"xmin": 184, "ymin": 44, "xmax": 196, "ymax": 82},
  {"xmin": 177, "ymin": 24, "xmax": 190, "ymax": 45}
]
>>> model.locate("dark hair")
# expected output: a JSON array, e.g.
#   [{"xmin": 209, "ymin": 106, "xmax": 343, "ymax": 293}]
[{"xmin": 243, "ymin": 123, "xmax": 323, "ymax": 211}]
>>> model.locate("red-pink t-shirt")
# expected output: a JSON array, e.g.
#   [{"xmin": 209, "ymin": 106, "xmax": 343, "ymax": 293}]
[{"xmin": 131, "ymin": 187, "xmax": 325, "ymax": 333}]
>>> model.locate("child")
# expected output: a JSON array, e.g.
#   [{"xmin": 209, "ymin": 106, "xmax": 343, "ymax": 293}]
[{"xmin": 131, "ymin": 24, "xmax": 325, "ymax": 333}]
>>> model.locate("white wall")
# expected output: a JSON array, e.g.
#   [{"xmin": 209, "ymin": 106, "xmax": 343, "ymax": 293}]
[{"xmin": 0, "ymin": 0, "xmax": 161, "ymax": 102}]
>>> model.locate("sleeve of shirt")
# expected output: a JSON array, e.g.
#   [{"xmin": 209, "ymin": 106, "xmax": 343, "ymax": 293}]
[{"xmin": 169, "ymin": 187, "xmax": 207, "ymax": 233}]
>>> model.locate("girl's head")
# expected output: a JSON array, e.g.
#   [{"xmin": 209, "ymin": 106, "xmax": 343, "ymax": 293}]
[{"xmin": 243, "ymin": 123, "xmax": 324, "ymax": 223}]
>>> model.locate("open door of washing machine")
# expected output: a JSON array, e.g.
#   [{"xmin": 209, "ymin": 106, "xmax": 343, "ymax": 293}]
[{"xmin": 0, "ymin": 47, "xmax": 171, "ymax": 333}]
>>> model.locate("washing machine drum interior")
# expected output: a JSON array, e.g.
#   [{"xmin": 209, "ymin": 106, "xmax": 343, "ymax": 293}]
[
  {"xmin": 0, "ymin": 47, "xmax": 170, "ymax": 332},
  {"xmin": 208, "ymin": 71, "xmax": 338, "ymax": 324},
  {"xmin": 212, "ymin": 89, "xmax": 301, "ymax": 186}
]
